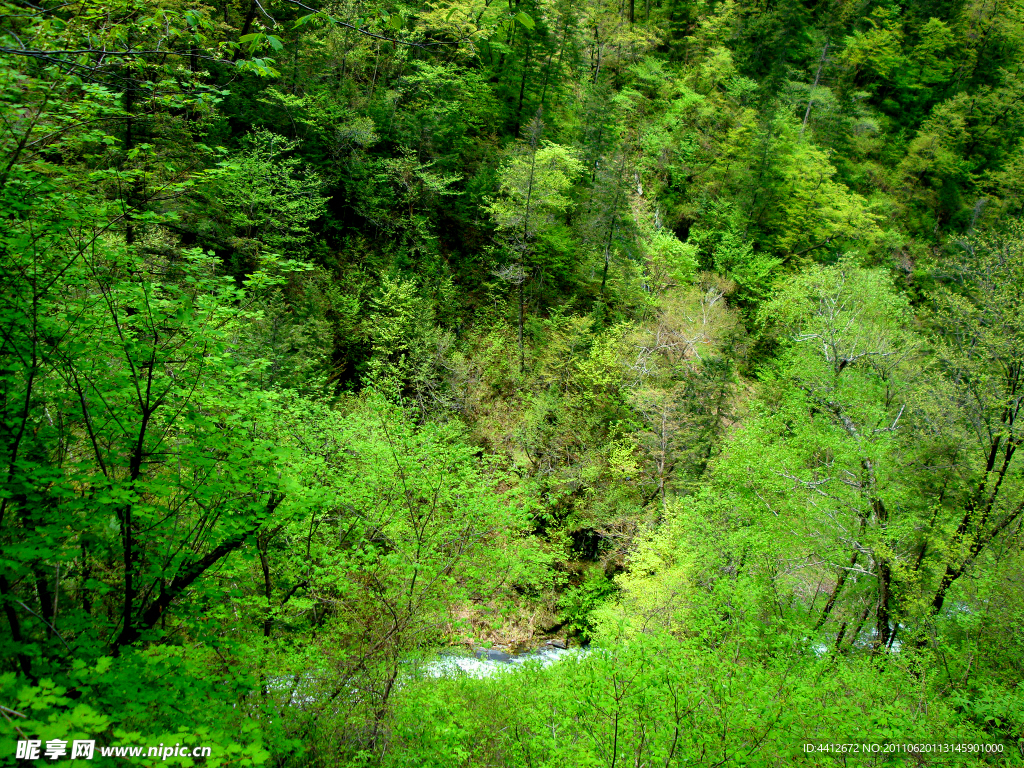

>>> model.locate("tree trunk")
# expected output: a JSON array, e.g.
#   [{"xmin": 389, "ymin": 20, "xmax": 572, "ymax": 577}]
[
  {"xmin": 232, "ymin": 0, "xmax": 258, "ymax": 62},
  {"xmin": 514, "ymin": 41, "xmax": 532, "ymax": 135},
  {"xmin": 799, "ymin": 42, "xmax": 830, "ymax": 143},
  {"xmin": 814, "ymin": 550, "xmax": 857, "ymax": 630},
  {"xmin": 258, "ymin": 532, "xmax": 273, "ymax": 638},
  {"xmin": 518, "ymin": 279, "xmax": 525, "ymax": 373}
]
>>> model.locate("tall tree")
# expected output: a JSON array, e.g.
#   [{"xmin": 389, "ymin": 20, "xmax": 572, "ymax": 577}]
[{"xmin": 488, "ymin": 118, "xmax": 583, "ymax": 371}]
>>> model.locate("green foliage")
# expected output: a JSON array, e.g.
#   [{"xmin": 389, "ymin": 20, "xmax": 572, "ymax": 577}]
[
  {"xmin": 557, "ymin": 569, "xmax": 617, "ymax": 639},
  {"xmin": 644, "ymin": 229, "xmax": 698, "ymax": 288},
  {"xmin": 488, "ymin": 140, "xmax": 584, "ymax": 250},
  {"xmin": 5, "ymin": 0, "xmax": 1024, "ymax": 763},
  {"xmin": 0, "ymin": 654, "xmax": 276, "ymax": 766},
  {"xmin": 385, "ymin": 636, "xmax": 994, "ymax": 768},
  {"xmin": 204, "ymin": 129, "xmax": 328, "ymax": 265}
]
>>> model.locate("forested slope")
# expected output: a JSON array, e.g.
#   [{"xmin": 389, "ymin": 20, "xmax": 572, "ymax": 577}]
[{"xmin": 2, "ymin": 0, "xmax": 1024, "ymax": 763}]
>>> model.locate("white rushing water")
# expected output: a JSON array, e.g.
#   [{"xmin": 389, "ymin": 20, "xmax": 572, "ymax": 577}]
[
  {"xmin": 417, "ymin": 645, "xmax": 587, "ymax": 678},
  {"xmin": 263, "ymin": 645, "xmax": 587, "ymax": 708}
]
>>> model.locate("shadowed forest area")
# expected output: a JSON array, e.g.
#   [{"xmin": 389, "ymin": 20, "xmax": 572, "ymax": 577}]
[{"xmin": 2, "ymin": 0, "xmax": 1024, "ymax": 763}]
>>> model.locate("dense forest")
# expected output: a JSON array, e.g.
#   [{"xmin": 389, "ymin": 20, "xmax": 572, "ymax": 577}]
[{"xmin": 2, "ymin": 0, "xmax": 1024, "ymax": 763}]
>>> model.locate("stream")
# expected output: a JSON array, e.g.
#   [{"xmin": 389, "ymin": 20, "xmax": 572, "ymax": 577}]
[
  {"xmin": 265, "ymin": 644, "xmax": 586, "ymax": 707},
  {"xmin": 417, "ymin": 644, "xmax": 587, "ymax": 678}
]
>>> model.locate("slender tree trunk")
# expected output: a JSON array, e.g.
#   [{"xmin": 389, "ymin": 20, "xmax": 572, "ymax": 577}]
[
  {"xmin": 518, "ymin": 279, "xmax": 525, "ymax": 373},
  {"xmin": 516, "ymin": 122, "xmax": 542, "ymax": 373},
  {"xmin": 232, "ymin": 0, "xmax": 258, "ymax": 62},
  {"xmin": 80, "ymin": 542, "xmax": 92, "ymax": 615},
  {"xmin": 515, "ymin": 41, "xmax": 532, "ymax": 135},
  {"xmin": 0, "ymin": 575, "xmax": 34, "ymax": 678},
  {"xmin": 540, "ymin": 19, "xmax": 569, "ymax": 110},
  {"xmin": 876, "ymin": 559, "xmax": 892, "ymax": 649},
  {"xmin": 835, "ymin": 603, "xmax": 871, "ymax": 653},
  {"xmin": 600, "ymin": 238, "xmax": 612, "ymax": 294},
  {"xmin": 32, "ymin": 565, "xmax": 53, "ymax": 638},
  {"xmin": 930, "ymin": 431, "xmax": 1020, "ymax": 616},
  {"xmin": 599, "ymin": 152, "xmax": 626, "ymax": 295},
  {"xmin": 591, "ymin": 124, "xmax": 604, "ymax": 183},
  {"xmin": 538, "ymin": 50, "xmax": 555, "ymax": 110},
  {"xmin": 258, "ymin": 532, "xmax": 273, "ymax": 638},
  {"xmin": 814, "ymin": 550, "xmax": 858, "ymax": 630},
  {"xmin": 369, "ymin": 663, "xmax": 401, "ymax": 750},
  {"xmin": 115, "ymin": 493, "xmax": 283, "ymax": 648},
  {"xmin": 115, "ymin": 408, "xmax": 152, "ymax": 649},
  {"xmin": 799, "ymin": 41, "xmax": 829, "ymax": 143},
  {"xmin": 124, "ymin": 74, "xmax": 136, "ymax": 245}
]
